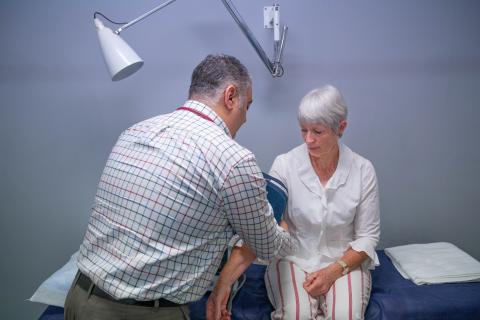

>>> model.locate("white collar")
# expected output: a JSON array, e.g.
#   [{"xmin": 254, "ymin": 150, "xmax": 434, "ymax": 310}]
[
  {"xmin": 297, "ymin": 143, "xmax": 353, "ymax": 196},
  {"xmin": 183, "ymin": 100, "xmax": 231, "ymax": 137}
]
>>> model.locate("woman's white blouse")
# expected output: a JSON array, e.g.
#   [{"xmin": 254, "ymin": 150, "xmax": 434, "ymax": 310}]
[{"xmin": 269, "ymin": 143, "xmax": 380, "ymax": 272}]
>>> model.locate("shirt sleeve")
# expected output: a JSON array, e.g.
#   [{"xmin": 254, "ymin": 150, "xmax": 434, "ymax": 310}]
[
  {"xmin": 349, "ymin": 161, "xmax": 381, "ymax": 269},
  {"xmin": 221, "ymin": 154, "xmax": 298, "ymax": 261},
  {"xmin": 269, "ymin": 155, "xmax": 288, "ymax": 188}
]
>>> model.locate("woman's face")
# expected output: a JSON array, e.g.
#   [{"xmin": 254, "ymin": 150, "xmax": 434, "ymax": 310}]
[{"xmin": 300, "ymin": 121, "xmax": 345, "ymax": 158}]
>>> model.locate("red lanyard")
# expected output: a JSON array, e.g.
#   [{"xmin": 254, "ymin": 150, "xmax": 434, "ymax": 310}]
[{"xmin": 177, "ymin": 106, "xmax": 214, "ymax": 123}]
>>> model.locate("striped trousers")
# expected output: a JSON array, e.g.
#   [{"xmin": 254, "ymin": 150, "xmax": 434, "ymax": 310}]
[{"xmin": 265, "ymin": 259, "xmax": 371, "ymax": 320}]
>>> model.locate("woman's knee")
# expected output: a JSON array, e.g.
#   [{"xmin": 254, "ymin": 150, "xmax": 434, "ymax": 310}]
[{"xmin": 328, "ymin": 298, "xmax": 366, "ymax": 320}]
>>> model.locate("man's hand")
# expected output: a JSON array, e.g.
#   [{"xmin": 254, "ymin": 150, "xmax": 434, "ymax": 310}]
[
  {"xmin": 206, "ymin": 245, "xmax": 256, "ymax": 320},
  {"xmin": 206, "ymin": 280, "xmax": 231, "ymax": 320},
  {"xmin": 279, "ymin": 219, "xmax": 289, "ymax": 231}
]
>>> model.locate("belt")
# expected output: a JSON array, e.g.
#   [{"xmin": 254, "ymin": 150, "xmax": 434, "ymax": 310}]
[{"xmin": 76, "ymin": 272, "xmax": 180, "ymax": 308}]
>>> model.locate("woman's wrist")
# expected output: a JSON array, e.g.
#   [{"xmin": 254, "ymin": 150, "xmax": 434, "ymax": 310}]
[{"xmin": 328, "ymin": 261, "xmax": 344, "ymax": 279}]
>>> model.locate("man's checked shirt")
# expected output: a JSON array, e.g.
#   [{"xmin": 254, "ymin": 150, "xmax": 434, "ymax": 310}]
[{"xmin": 77, "ymin": 100, "xmax": 297, "ymax": 303}]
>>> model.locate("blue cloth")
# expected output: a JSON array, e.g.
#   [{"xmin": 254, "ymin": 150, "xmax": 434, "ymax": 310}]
[{"xmin": 38, "ymin": 306, "xmax": 64, "ymax": 320}]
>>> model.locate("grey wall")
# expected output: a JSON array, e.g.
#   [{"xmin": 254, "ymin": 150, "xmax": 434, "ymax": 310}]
[{"xmin": 1, "ymin": 0, "xmax": 479, "ymax": 318}]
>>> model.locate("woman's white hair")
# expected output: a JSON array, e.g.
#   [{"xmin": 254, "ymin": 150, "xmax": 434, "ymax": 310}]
[{"xmin": 297, "ymin": 85, "xmax": 348, "ymax": 133}]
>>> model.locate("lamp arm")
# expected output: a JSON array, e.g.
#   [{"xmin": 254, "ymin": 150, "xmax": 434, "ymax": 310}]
[
  {"xmin": 220, "ymin": 0, "xmax": 274, "ymax": 75},
  {"xmin": 115, "ymin": 0, "xmax": 177, "ymax": 34},
  {"xmin": 275, "ymin": 25, "xmax": 288, "ymax": 64}
]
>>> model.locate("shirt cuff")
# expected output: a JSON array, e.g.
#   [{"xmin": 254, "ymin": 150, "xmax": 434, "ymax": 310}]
[
  {"xmin": 229, "ymin": 235, "xmax": 244, "ymax": 247},
  {"xmin": 349, "ymin": 238, "xmax": 379, "ymax": 269},
  {"xmin": 274, "ymin": 225, "xmax": 299, "ymax": 258}
]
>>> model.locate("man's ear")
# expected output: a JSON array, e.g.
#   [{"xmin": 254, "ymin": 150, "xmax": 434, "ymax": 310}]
[{"xmin": 223, "ymin": 84, "xmax": 238, "ymax": 111}]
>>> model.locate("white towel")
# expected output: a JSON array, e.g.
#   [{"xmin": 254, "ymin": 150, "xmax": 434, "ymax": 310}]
[{"xmin": 385, "ymin": 242, "xmax": 480, "ymax": 285}]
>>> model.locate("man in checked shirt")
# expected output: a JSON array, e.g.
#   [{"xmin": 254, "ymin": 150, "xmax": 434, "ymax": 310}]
[{"xmin": 64, "ymin": 54, "xmax": 298, "ymax": 320}]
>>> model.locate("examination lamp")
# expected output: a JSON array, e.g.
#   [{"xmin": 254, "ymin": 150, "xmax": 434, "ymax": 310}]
[{"xmin": 94, "ymin": 0, "xmax": 287, "ymax": 81}]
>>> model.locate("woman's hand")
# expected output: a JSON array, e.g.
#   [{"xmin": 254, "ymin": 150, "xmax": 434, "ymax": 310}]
[
  {"xmin": 303, "ymin": 249, "xmax": 369, "ymax": 297},
  {"xmin": 303, "ymin": 264, "xmax": 341, "ymax": 298}
]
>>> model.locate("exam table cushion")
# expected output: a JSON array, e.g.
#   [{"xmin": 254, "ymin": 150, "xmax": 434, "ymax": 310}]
[{"xmin": 38, "ymin": 251, "xmax": 480, "ymax": 320}]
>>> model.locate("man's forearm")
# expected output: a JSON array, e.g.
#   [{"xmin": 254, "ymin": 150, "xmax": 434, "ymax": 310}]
[{"xmin": 218, "ymin": 245, "xmax": 256, "ymax": 286}]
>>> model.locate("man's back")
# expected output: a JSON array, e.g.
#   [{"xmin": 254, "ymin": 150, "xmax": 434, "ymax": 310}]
[
  {"xmin": 66, "ymin": 54, "xmax": 297, "ymax": 320},
  {"xmin": 78, "ymin": 101, "xmax": 253, "ymax": 303}
]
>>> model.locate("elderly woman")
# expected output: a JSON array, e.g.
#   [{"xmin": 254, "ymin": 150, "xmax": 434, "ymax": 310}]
[
  {"xmin": 206, "ymin": 85, "xmax": 380, "ymax": 320},
  {"xmin": 265, "ymin": 85, "xmax": 380, "ymax": 319}
]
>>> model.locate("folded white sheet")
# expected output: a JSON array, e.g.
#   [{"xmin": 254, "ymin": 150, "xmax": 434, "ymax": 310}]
[
  {"xmin": 385, "ymin": 242, "xmax": 480, "ymax": 285},
  {"xmin": 29, "ymin": 252, "xmax": 78, "ymax": 307}
]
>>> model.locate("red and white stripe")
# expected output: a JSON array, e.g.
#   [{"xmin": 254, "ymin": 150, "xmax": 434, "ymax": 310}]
[{"xmin": 266, "ymin": 259, "xmax": 371, "ymax": 320}]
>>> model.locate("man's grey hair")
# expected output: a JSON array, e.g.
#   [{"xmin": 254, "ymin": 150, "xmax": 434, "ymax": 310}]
[
  {"xmin": 297, "ymin": 85, "xmax": 348, "ymax": 133},
  {"xmin": 188, "ymin": 54, "xmax": 251, "ymax": 100}
]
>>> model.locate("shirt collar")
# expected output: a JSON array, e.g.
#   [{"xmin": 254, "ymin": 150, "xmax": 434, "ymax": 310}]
[
  {"xmin": 297, "ymin": 142, "xmax": 353, "ymax": 195},
  {"xmin": 329, "ymin": 143, "xmax": 352, "ymax": 189},
  {"xmin": 182, "ymin": 100, "xmax": 231, "ymax": 137}
]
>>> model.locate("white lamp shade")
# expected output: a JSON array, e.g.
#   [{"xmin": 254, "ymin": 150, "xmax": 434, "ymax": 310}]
[{"xmin": 94, "ymin": 18, "xmax": 144, "ymax": 81}]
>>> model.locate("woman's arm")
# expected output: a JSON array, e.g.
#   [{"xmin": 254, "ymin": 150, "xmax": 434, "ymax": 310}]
[{"xmin": 348, "ymin": 161, "xmax": 380, "ymax": 266}]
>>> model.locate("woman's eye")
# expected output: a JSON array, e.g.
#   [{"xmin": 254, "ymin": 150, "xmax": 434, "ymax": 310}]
[{"xmin": 314, "ymin": 130, "xmax": 323, "ymax": 135}]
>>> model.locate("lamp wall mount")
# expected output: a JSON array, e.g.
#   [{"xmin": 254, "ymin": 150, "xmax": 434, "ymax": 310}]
[{"xmin": 220, "ymin": 0, "xmax": 287, "ymax": 77}]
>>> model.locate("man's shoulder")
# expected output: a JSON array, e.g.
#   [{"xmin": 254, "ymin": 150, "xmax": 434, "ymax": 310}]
[
  {"xmin": 211, "ymin": 134, "xmax": 254, "ymax": 162},
  {"xmin": 125, "ymin": 113, "xmax": 171, "ymax": 131}
]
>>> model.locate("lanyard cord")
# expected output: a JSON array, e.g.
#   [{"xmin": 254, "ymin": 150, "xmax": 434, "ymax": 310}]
[{"xmin": 176, "ymin": 106, "xmax": 214, "ymax": 123}]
